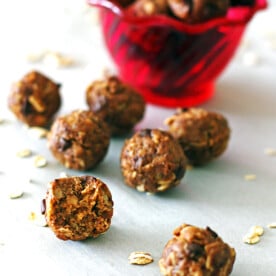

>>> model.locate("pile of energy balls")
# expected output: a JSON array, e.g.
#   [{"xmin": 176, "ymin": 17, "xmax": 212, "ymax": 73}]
[
  {"xmin": 117, "ymin": 0, "xmax": 256, "ymax": 24},
  {"xmin": 8, "ymin": 70, "xmax": 235, "ymax": 275}
]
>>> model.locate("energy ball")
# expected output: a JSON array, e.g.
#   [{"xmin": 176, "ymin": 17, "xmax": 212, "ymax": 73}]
[
  {"xmin": 120, "ymin": 128, "xmax": 187, "ymax": 193},
  {"xmin": 167, "ymin": 0, "xmax": 229, "ymax": 23},
  {"xmin": 115, "ymin": 0, "xmax": 254, "ymax": 23},
  {"xmin": 48, "ymin": 110, "xmax": 110, "ymax": 171},
  {"xmin": 44, "ymin": 176, "xmax": 113, "ymax": 241},
  {"xmin": 159, "ymin": 224, "xmax": 236, "ymax": 276},
  {"xmin": 127, "ymin": 0, "xmax": 168, "ymax": 17},
  {"xmin": 165, "ymin": 108, "xmax": 230, "ymax": 166},
  {"xmin": 8, "ymin": 70, "xmax": 61, "ymax": 127},
  {"xmin": 86, "ymin": 75, "xmax": 145, "ymax": 136}
]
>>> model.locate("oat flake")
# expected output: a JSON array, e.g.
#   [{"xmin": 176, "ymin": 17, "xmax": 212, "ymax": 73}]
[
  {"xmin": 264, "ymin": 148, "xmax": 276, "ymax": 156},
  {"xmin": 16, "ymin": 149, "xmax": 32, "ymax": 158},
  {"xmin": 9, "ymin": 189, "xmax": 24, "ymax": 199},
  {"xmin": 244, "ymin": 174, "xmax": 256, "ymax": 181},
  {"xmin": 128, "ymin": 251, "xmax": 154, "ymax": 265},
  {"xmin": 28, "ymin": 127, "xmax": 48, "ymax": 139},
  {"xmin": 43, "ymin": 51, "xmax": 74, "ymax": 68},
  {"xmin": 26, "ymin": 52, "xmax": 44, "ymax": 63},
  {"xmin": 59, "ymin": 172, "xmax": 69, "ymax": 178},
  {"xmin": 34, "ymin": 155, "xmax": 48, "ymax": 168},
  {"xmin": 267, "ymin": 222, "xmax": 276, "ymax": 229},
  {"xmin": 243, "ymin": 224, "xmax": 264, "ymax": 245},
  {"xmin": 249, "ymin": 225, "xmax": 264, "ymax": 236},
  {"xmin": 243, "ymin": 234, "xmax": 260, "ymax": 245}
]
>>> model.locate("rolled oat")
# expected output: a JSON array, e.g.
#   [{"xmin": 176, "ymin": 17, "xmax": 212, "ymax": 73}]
[
  {"xmin": 9, "ymin": 189, "xmax": 24, "ymax": 199},
  {"xmin": 128, "ymin": 251, "xmax": 153, "ymax": 265},
  {"xmin": 34, "ymin": 155, "xmax": 48, "ymax": 168},
  {"xmin": 243, "ymin": 234, "xmax": 260, "ymax": 245},
  {"xmin": 267, "ymin": 222, "xmax": 276, "ymax": 229},
  {"xmin": 28, "ymin": 126, "xmax": 49, "ymax": 139},
  {"xmin": 244, "ymin": 174, "xmax": 256, "ymax": 181},
  {"xmin": 16, "ymin": 149, "xmax": 32, "ymax": 158}
]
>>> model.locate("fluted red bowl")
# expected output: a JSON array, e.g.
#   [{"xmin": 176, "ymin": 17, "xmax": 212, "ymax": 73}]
[{"xmin": 87, "ymin": 0, "xmax": 267, "ymax": 107}]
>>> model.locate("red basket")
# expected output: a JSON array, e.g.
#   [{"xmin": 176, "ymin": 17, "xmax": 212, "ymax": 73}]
[{"xmin": 87, "ymin": 0, "xmax": 267, "ymax": 107}]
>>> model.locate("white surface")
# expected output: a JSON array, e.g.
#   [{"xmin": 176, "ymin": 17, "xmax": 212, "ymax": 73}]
[{"xmin": 0, "ymin": 1, "xmax": 276, "ymax": 276}]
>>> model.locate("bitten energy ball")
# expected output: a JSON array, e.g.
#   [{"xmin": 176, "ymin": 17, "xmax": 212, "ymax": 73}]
[
  {"xmin": 8, "ymin": 70, "xmax": 61, "ymax": 127},
  {"xmin": 165, "ymin": 108, "xmax": 230, "ymax": 166},
  {"xmin": 44, "ymin": 176, "xmax": 113, "ymax": 241},
  {"xmin": 86, "ymin": 75, "xmax": 145, "ymax": 136},
  {"xmin": 159, "ymin": 224, "xmax": 236, "ymax": 276},
  {"xmin": 47, "ymin": 110, "xmax": 110, "ymax": 170},
  {"xmin": 120, "ymin": 128, "xmax": 187, "ymax": 193}
]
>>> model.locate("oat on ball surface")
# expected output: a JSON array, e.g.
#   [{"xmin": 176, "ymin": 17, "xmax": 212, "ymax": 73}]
[
  {"xmin": 120, "ymin": 128, "xmax": 187, "ymax": 193},
  {"xmin": 8, "ymin": 70, "xmax": 61, "ymax": 127},
  {"xmin": 159, "ymin": 224, "xmax": 236, "ymax": 276},
  {"xmin": 86, "ymin": 75, "xmax": 145, "ymax": 136},
  {"xmin": 165, "ymin": 108, "xmax": 230, "ymax": 166},
  {"xmin": 48, "ymin": 110, "xmax": 110, "ymax": 170},
  {"xmin": 45, "ymin": 176, "xmax": 113, "ymax": 241}
]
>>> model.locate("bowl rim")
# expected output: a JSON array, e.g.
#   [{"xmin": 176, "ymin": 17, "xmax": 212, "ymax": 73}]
[{"xmin": 87, "ymin": 0, "xmax": 268, "ymax": 33}]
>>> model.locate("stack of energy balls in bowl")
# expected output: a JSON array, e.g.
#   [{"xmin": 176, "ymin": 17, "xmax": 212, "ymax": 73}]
[
  {"xmin": 87, "ymin": 0, "xmax": 266, "ymax": 107},
  {"xmin": 123, "ymin": 0, "xmax": 252, "ymax": 23}
]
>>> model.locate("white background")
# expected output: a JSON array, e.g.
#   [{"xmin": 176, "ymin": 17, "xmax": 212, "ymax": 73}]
[{"xmin": 0, "ymin": 1, "xmax": 276, "ymax": 275}]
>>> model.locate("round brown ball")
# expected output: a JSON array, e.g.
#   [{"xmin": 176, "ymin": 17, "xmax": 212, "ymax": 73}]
[
  {"xmin": 167, "ymin": 0, "xmax": 229, "ymax": 23},
  {"xmin": 159, "ymin": 224, "xmax": 236, "ymax": 276},
  {"xmin": 165, "ymin": 108, "xmax": 230, "ymax": 166},
  {"xmin": 120, "ymin": 128, "xmax": 187, "ymax": 193},
  {"xmin": 127, "ymin": 0, "xmax": 168, "ymax": 17},
  {"xmin": 44, "ymin": 176, "xmax": 113, "ymax": 241},
  {"xmin": 8, "ymin": 70, "xmax": 61, "ymax": 127},
  {"xmin": 86, "ymin": 75, "xmax": 145, "ymax": 136},
  {"xmin": 47, "ymin": 110, "xmax": 110, "ymax": 171}
]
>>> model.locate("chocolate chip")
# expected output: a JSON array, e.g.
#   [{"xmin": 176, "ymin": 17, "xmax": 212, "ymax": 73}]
[
  {"xmin": 59, "ymin": 138, "xmax": 72, "ymax": 151},
  {"xmin": 91, "ymin": 95, "xmax": 107, "ymax": 112},
  {"xmin": 21, "ymin": 98, "xmax": 32, "ymax": 115},
  {"xmin": 41, "ymin": 198, "xmax": 46, "ymax": 215},
  {"xmin": 206, "ymin": 226, "xmax": 218, "ymax": 238},
  {"xmin": 185, "ymin": 243, "xmax": 205, "ymax": 260},
  {"xmin": 134, "ymin": 156, "xmax": 143, "ymax": 168},
  {"xmin": 139, "ymin": 129, "xmax": 152, "ymax": 137},
  {"xmin": 80, "ymin": 176, "xmax": 89, "ymax": 188},
  {"xmin": 174, "ymin": 165, "xmax": 185, "ymax": 179}
]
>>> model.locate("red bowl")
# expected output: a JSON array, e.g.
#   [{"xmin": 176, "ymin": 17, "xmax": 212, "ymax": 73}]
[{"xmin": 87, "ymin": 0, "xmax": 267, "ymax": 107}]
